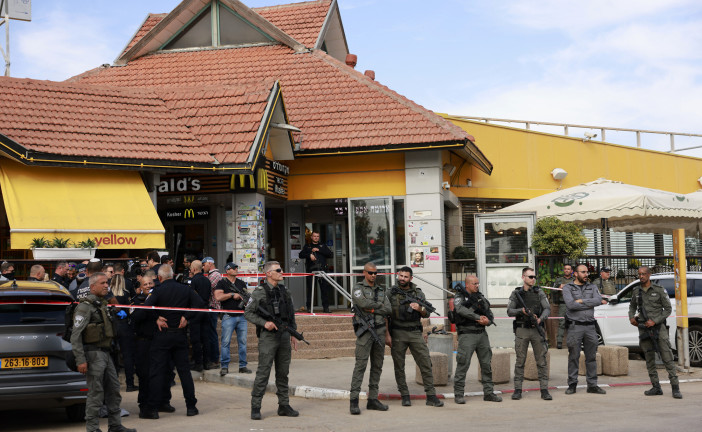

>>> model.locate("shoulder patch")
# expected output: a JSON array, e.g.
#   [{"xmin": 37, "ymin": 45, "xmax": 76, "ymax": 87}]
[
  {"xmin": 74, "ymin": 315, "xmax": 85, "ymax": 327},
  {"xmin": 246, "ymin": 297, "xmax": 254, "ymax": 306},
  {"xmin": 353, "ymin": 290, "xmax": 362, "ymax": 298}
]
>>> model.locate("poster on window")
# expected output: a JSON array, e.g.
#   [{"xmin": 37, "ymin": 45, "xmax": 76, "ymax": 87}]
[{"xmin": 410, "ymin": 248, "xmax": 425, "ymax": 268}]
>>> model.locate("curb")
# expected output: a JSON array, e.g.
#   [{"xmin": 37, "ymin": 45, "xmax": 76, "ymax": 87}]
[{"xmin": 194, "ymin": 369, "xmax": 702, "ymax": 401}]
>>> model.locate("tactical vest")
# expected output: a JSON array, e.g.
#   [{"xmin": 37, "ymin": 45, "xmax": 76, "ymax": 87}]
[
  {"xmin": 514, "ymin": 287, "xmax": 543, "ymax": 325},
  {"xmin": 262, "ymin": 283, "xmax": 294, "ymax": 323},
  {"xmin": 453, "ymin": 293, "xmax": 477, "ymax": 327},
  {"xmin": 81, "ymin": 300, "xmax": 115, "ymax": 348},
  {"xmin": 390, "ymin": 285, "xmax": 422, "ymax": 323}
]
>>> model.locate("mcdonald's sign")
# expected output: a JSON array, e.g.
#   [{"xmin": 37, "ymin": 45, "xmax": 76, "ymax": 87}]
[
  {"xmin": 160, "ymin": 207, "xmax": 210, "ymax": 221},
  {"xmin": 257, "ymin": 159, "xmax": 288, "ymax": 199}
]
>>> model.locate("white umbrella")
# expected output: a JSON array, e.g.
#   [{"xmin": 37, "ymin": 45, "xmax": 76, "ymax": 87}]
[{"xmin": 496, "ymin": 178, "xmax": 701, "ymax": 234}]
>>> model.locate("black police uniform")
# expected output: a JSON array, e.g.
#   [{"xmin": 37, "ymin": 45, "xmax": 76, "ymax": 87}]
[
  {"xmin": 144, "ymin": 278, "xmax": 204, "ymax": 415},
  {"xmin": 189, "ymin": 271, "xmax": 213, "ymax": 369}
]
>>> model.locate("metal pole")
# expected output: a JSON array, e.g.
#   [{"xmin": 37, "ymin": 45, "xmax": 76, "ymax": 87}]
[{"xmin": 310, "ymin": 273, "xmax": 316, "ymax": 313}]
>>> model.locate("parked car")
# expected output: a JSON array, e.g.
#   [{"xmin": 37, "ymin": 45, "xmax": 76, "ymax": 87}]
[
  {"xmin": 595, "ymin": 272, "xmax": 702, "ymax": 367},
  {"xmin": 0, "ymin": 279, "xmax": 87, "ymax": 421}
]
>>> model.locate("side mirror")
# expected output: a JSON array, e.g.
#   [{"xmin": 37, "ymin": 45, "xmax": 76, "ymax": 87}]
[{"xmin": 608, "ymin": 298, "xmax": 619, "ymax": 305}]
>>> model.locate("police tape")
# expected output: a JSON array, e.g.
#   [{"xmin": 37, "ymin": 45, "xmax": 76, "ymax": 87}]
[
  {"xmin": 234, "ymin": 272, "xmax": 394, "ymax": 278},
  {"xmin": 2, "ymin": 300, "xmax": 700, "ymax": 321}
]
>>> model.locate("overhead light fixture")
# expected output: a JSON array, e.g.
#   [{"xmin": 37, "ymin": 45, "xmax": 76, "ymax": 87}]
[
  {"xmin": 442, "ymin": 163, "xmax": 457, "ymax": 177},
  {"xmin": 551, "ymin": 168, "xmax": 568, "ymax": 181}
]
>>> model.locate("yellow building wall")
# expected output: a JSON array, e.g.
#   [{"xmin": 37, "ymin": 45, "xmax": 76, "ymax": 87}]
[
  {"xmin": 443, "ymin": 116, "xmax": 702, "ymax": 199},
  {"xmin": 286, "ymin": 153, "xmax": 406, "ymax": 200}
]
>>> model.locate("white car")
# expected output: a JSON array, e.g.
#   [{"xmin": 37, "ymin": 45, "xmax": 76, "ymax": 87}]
[{"xmin": 595, "ymin": 272, "xmax": 702, "ymax": 367}]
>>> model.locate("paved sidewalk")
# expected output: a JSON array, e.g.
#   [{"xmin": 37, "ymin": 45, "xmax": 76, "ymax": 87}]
[{"xmin": 194, "ymin": 348, "xmax": 702, "ymax": 400}]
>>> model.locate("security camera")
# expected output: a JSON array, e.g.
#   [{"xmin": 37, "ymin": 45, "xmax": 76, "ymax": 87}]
[
  {"xmin": 442, "ymin": 181, "xmax": 450, "ymax": 190},
  {"xmin": 584, "ymin": 132, "xmax": 597, "ymax": 139}
]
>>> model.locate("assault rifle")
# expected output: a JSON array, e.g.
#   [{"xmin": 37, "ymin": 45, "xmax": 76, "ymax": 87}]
[
  {"xmin": 256, "ymin": 305, "xmax": 310, "ymax": 345},
  {"xmin": 514, "ymin": 290, "xmax": 548, "ymax": 351},
  {"xmin": 636, "ymin": 287, "xmax": 661, "ymax": 355},
  {"xmin": 351, "ymin": 305, "xmax": 384, "ymax": 348},
  {"xmin": 391, "ymin": 286, "xmax": 439, "ymax": 316},
  {"xmin": 465, "ymin": 291, "xmax": 496, "ymax": 326}
]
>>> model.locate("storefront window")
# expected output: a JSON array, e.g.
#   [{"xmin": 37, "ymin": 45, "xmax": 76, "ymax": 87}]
[
  {"xmin": 483, "ymin": 224, "xmax": 528, "ymax": 264},
  {"xmin": 394, "ymin": 199, "xmax": 405, "ymax": 266},
  {"xmin": 349, "ymin": 198, "xmax": 393, "ymax": 268}
]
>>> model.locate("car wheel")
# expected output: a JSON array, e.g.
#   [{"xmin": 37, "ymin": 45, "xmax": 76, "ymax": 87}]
[
  {"xmin": 689, "ymin": 325, "xmax": 702, "ymax": 368},
  {"xmin": 66, "ymin": 403, "xmax": 86, "ymax": 422}
]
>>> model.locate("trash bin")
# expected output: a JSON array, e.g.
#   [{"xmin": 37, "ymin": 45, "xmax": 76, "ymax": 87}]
[{"xmin": 427, "ymin": 333, "xmax": 454, "ymax": 379}]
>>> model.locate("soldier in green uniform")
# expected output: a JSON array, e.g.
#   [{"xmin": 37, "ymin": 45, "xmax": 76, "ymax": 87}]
[
  {"xmin": 629, "ymin": 266, "xmax": 682, "ymax": 399},
  {"xmin": 244, "ymin": 261, "xmax": 300, "ymax": 420},
  {"xmin": 387, "ymin": 266, "xmax": 443, "ymax": 408},
  {"xmin": 71, "ymin": 272, "xmax": 136, "ymax": 432},
  {"xmin": 349, "ymin": 262, "xmax": 392, "ymax": 415},
  {"xmin": 593, "ymin": 266, "xmax": 616, "ymax": 296},
  {"xmin": 507, "ymin": 267, "xmax": 552, "ymax": 400},
  {"xmin": 552, "ymin": 264, "xmax": 574, "ymax": 349},
  {"xmin": 453, "ymin": 274, "xmax": 502, "ymax": 404}
]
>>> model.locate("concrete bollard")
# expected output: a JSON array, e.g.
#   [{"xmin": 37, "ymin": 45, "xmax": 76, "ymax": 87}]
[
  {"xmin": 427, "ymin": 333, "xmax": 454, "ymax": 378},
  {"xmin": 598, "ymin": 345, "xmax": 629, "ymax": 376},
  {"xmin": 478, "ymin": 348, "xmax": 511, "ymax": 384},
  {"xmin": 524, "ymin": 348, "xmax": 551, "ymax": 381},
  {"xmin": 578, "ymin": 352, "xmax": 602, "ymax": 376},
  {"xmin": 416, "ymin": 352, "xmax": 448, "ymax": 386}
]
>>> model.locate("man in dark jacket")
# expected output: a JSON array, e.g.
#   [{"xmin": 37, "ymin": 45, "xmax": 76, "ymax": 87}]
[
  {"xmin": 141, "ymin": 265, "xmax": 204, "ymax": 419},
  {"xmin": 189, "ymin": 260, "xmax": 212, "ymax": 372},
  {"xmin": 298, "ymin": 231, "xmax": 333, "ymax": 313}
]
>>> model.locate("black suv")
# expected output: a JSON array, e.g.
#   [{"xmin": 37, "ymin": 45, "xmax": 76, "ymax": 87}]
[{"xmin": 0, "ymin": 280, "xmax": 87, "ymax": 421}]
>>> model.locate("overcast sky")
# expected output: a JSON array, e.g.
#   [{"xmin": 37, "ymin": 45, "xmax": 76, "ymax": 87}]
[{"xmin": 5, "ymin": 0, "xmax": 702, "ymax": 155}]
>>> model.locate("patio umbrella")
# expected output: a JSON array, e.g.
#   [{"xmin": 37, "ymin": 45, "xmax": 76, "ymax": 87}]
[{"xmin": 495, "ymin": 178, "xmax": 701, "ymax": 234}]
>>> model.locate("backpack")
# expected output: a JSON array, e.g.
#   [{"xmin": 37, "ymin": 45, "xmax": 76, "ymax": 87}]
[{"xmin": 62, "ymin": 302, "xmax": 79, "ymax": 343}]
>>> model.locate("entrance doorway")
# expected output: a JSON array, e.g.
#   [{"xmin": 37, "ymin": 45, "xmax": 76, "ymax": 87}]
[
  {"xmin": 168, "ymin": 223, "xmax": 206, "ymax": 275},
  {"xmin": 304, "ymin": 220, "xmax": 348, "ymax": 310}
]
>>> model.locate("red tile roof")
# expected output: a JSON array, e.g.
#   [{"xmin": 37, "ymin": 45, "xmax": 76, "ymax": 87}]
[
  {"xmin": 121, "ymin": 1, "xmax": 330, "ymax": 56},
  {"xmin": 73, "ymin": 45, "xmax": 472, "ymax": 153},
  {"xmin": 254, "ymin": 0, "xmax": 331, "ymax": 48},
  {"xmin": 0, "ymin": 77, "xmax": 276, "ymax": 166}
]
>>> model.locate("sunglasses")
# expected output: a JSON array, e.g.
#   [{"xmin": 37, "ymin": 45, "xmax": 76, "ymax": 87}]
[
  {"xmin": 366, "ymin": 271, "xmax": 378, "ymax": 276},
  {"xmin": 525, "ymin": 275, "xmax": 536, "ymax": 279},
  {"xmin": 270, "ymin": 268, "xmax": 283, "ymax": 273}
]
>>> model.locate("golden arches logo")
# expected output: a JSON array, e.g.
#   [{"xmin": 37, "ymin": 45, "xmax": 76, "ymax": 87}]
[{"xmin": 183, "ymin": 208, "xmax": 195, "ymax": 219}]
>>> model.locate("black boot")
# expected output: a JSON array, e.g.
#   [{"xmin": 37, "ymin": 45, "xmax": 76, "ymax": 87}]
[
  {"xmin": 644, "ymin": 385, "xmax": 663, "ymax": 396},
  {"xmin": 277, "ymin": 405, "xmax": 299, "ymax": 417},
  {"xmin": 672, "ymin": 384, "xmax": 683, "ymax": 399},
  {"xmin": 540, "ymin": 389, "xmax": 552, "ymax": 400},
  {"xmin": 511, "ymin": 389, "xmax": 522, "ymax": 400},
  {"xmin": 401, "ymin": 395, "xmax": 411, "ymax": 406},
  {"xmin": 425, "ymin": 395, "xmax": 443, "ymax": 407},
  {"xmin": 251, "ymin": 407, "xmax": 261, "ymax": 420},
  {"xmin": 366, "ymin": 398, "xmax": 389, "ymax": 411},
  {"xmin": 350, "ymin": 398, "xmax": 361, "ymax": 415}
]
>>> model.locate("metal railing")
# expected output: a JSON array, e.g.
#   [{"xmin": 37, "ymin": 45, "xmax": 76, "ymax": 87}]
[{"xmin": 451, "ymin": 115, "xmax": 702, "ymax": 153}]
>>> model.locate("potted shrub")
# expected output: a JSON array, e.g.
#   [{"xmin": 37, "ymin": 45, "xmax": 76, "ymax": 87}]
[{"xmin": 31, "ymin": 237, "xmax": 97, "ymax": 260}]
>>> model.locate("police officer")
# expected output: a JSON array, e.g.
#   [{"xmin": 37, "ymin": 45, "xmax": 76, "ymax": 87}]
[
  {"xmin": 52, "ymin": 261, "xmax": 70, "ymax": 288},
  {"xmin": 387, "ymin": 266, "xmax": 443, "ymax": 407},
  {"xmin": 453, "ymin": 274, "xmax": 502, "ymax": 404},
  {"xmin": 348, "ymin": 262, "xmax": 391, "ymax": 415},
  {"xmin": 563, "ymin": 264, "xmax": 607, "ymax": 395},
  {"xmin": 629, "ymin": 266, "xmax": 682, "ymax": 399},
  {"xmin": 188, "ymin": 260, "xmax": 211, "ymax": 372},
  {"xmin": 552, "ymin": 264, "xmax": 574, "ymax": 349},
  {"xmin": 245, "ymin": 261, "xmax": 299, "ymax": 420},
  {"xmin": 70, "ymin": 272, "xmax": 136, "ymax": 432},
  {"xmin": 593, "ymin": 266, "xmax": 616, "ymax": 296},
  {"xmin": 141, "ymin": 265, "xmax": 204, "ymax": 419},
  {"xmin": 507, "ymin": 267, "xmax": 552, "ymax": 400}
]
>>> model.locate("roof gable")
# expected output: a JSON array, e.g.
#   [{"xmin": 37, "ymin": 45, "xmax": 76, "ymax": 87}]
[{"xmin": 117, "ymin": 0, "xmax": 305, "ymax": 65}]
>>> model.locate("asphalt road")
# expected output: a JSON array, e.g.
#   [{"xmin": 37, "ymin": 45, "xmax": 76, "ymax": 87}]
[{"xmin": 3, "ymin": 380, "xmax": 700, "ymax": 432}]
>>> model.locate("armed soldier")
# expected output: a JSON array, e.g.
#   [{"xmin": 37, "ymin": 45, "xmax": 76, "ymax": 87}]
[
  {"xmin": 507, "ymin": 267, "xmax": 552, "ymax": 400},
  {"xmin": 552, "ymin": 264, "xmax": 574, "ymax": 349},
  {"xmin": 593, "ymin": 266, "xmax": 616, "ymax": 296},
  {"xmin": 71, "ymin": 272, "xmax": 136, "ymax": 432},
  {"xmin": 453, "ymin": 275, "xmax": 502, "ymax": 404},
  {"xmin": 245, "ymin": 261, "xmax": 300, "ymax": 420},
  {"xmin": 349, "ymin": 262, "xmax": 392, "ymax": 415},
  {"xmin": 629, "ymin": 266, "xmax": 682, "ymax": 399},
  {"xmin": 387, "ymin": 266, "xmax": 443, "ymax": 407}
]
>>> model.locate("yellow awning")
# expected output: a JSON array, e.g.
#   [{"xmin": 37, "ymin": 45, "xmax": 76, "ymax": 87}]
[{"xmin": 0, "ymin": 160, "xmax": 165, "ymax": 249}]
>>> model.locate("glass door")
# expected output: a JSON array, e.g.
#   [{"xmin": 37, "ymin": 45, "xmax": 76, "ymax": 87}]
[
  {"xmin": 348, "ymin": 197, "xmax": 395, "ymax": 289},
  {"xmin": 474, "ymin": 212, "xmax": 536, "ymax": 302}
]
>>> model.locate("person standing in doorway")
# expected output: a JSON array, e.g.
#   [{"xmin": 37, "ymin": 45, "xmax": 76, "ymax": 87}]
[{"xmin": 298, "ymin": 231, "xmax": 333, "ymax": 313}]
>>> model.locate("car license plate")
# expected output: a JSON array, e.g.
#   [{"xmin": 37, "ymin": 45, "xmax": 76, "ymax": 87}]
[{"xmin": 1, "ymin": 356, "xmax": 49, "ymax": 369}]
